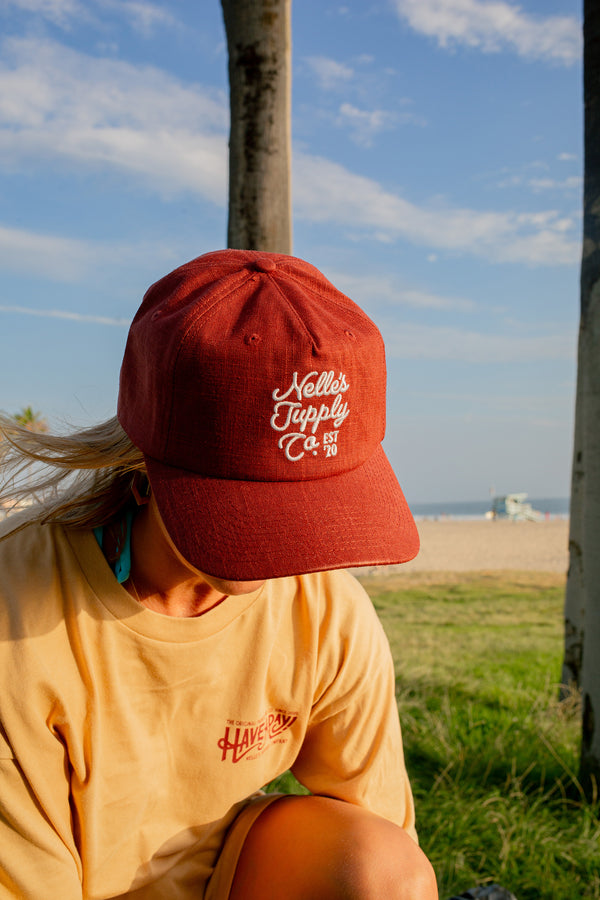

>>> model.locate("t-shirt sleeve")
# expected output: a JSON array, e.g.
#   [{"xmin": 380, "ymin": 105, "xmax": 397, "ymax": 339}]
[
  {"xmin": 0, "ymin": 527, "xmax": 83, "ymax": 898},
  {"xmin": 290, "ymin": 574, "xmax": 417, "ymax": 841},
  {"xmin": 0, "ymin": 723, "xmax": 83, "ymax": 900}
]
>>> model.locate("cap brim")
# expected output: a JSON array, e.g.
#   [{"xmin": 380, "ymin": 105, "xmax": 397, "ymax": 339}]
[{"xmin": 144, "ymin": 446, "xmax": 419, "ymax": 581}]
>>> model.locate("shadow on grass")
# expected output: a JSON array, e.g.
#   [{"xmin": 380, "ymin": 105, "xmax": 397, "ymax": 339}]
[
  {"xmin": 395, "ymin": 678, "xmax": 598, "ymax": 897},
  {"xmin": 400, "ymin": 677, "xmax": 586, "ymax": 800},
  {"xmin": 270, "ymin": 578, "xmax": 599, "ymax": 898}
]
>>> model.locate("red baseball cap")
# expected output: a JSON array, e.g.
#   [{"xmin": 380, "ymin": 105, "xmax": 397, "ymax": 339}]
[{"xmin": 117, "ymin": 249, "xmax": 419, "ymax": 579}]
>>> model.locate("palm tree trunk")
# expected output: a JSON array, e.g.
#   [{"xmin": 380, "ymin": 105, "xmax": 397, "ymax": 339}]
[
  {"xmin": 221, "ymin": 0, "xmax": 292, "ymax": 254},
  {"xmin": 576, "ymin": 0, "xmax": 600, "ymax": 798},
  {"xmin": 562, "ymin": 374, "xmax": 584, "ymax": 695}
]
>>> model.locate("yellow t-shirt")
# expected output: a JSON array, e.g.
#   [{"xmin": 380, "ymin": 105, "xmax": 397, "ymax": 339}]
[{"xmin": 0, "ymin": 522, "xmax": 416, "ymax": 899}]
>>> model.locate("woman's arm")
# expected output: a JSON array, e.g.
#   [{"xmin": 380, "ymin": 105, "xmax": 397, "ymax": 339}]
[{"xmin": 0, "ymin": 724, "xmax": 82, "ymax": 900}]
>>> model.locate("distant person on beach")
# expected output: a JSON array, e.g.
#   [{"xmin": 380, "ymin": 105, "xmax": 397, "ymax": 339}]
[{"xmin": 0, "ymin": 250, "xmax": 438, "ymax": 899}]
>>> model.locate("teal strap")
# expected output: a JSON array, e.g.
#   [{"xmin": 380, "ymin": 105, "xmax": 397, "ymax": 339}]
[{"xmin": 93, "ymin": 507, "xmax": 135, "ymax": 584}]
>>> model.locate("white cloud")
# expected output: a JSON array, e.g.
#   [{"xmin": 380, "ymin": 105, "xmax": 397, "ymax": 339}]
[
  {"xmin": 393, "ymin": 0, "xmax": 581, "ymax": 64},
  {"xmin": 0, "ymin": 37, "xmax": 580, "ymax": 268},
  {"xmin": 113, "ymin": 0, "xmax": 177, "ymax": 36},
  {"xmin": 0, "ymin": 223, "xmax": 99, "ymax": 280},
  {"xmin": 0, "ymin": 37, "xmax": 228, "ymax": 202},
  {"xmin": 304, "ymin": 55, "xmax": 354, "ymax": 90},
  {"xmin": 337, "ymin": 102, "xmax": 426, "ymax": 144},
  {"xmin": 0, "ymin": 303, "xmax": 129, "ymax": 325},
  {"xmin": 411, "ymin": 390, "xmax": 572, "ymax": 413},
  {"xmin": 326, "ymin": 270, "xmax": 476, "ymax": 312},
  {"xmin": 381, "ymin": 319, "xmax": 576, "ymax": 363},
  {"xmin": 528, "ymin": 175, "xmax": 582, "ymax": 192},
  {"xmin": 0, "ymin": 222, "xmax": 176, "ymax": 281},
  {"xmin": 496, "ymin": 173, "xmax": 523, "ymax": 189},
  {"xmin": 294, "ymin": 152, "xmax": 580, "ymax": 265},
  {"xmin": 336, "ymin": 102, "xmax": 397, "ymax": 146},
  {"xmin": 493, "ymin": 159, "xmax": 582, "ymax": 194},
  {"xmin": 0, "ymin": 0, "xmax": 83, "ymax": 26},
  {"xmin": 0, "ymin": 0, "xmax": 178, "ymax": 34}
]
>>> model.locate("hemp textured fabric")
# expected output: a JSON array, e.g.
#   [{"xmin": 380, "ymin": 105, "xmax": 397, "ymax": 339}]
[{"xmin": 118, "ymin": 249, "xmax": 419, "ymax": 579}]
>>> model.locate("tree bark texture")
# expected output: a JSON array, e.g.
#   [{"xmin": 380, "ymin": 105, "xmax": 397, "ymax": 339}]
[
  {"xmin": 576, "ymin": 0, "xmax": 600, "ymax": 799},
  {"xmin": 221, "ymin": 0, "xmax": 292, "ymax": 254},
  {"xmin": 562, "ymin": 368, "xmax": 584, "ymax": 694}
]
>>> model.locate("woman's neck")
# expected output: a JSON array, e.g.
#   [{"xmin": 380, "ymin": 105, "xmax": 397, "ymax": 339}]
[
  {"xmin": 127, "ymin": 501, "xmax": 226, "ymax": 616},
  {"xmin": 126, "ymin": 497, "xmax": 265, "ymax": 617}
]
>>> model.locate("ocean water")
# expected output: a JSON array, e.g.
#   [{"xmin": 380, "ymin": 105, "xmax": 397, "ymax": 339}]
[{"xmin": 408, "ymin": 496, "xmax": 570, "ymax": 520}]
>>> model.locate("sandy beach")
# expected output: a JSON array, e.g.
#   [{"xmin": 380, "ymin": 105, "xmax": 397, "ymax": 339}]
[{"xmin": 354, "ymin": 518, "xmax": 570, "ymax": 577}]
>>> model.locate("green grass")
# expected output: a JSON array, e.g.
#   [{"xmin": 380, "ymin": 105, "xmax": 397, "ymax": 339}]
[
  {"xmin": 268, "ymin": 572, "xmax": 600, "ymax": 899},
  {"xmin": 363, "ymin": 571, "xmax": 600, "ymax": 900}
]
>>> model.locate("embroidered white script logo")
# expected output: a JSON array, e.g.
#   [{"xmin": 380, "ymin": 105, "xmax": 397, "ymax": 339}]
[{"xmin": 270, "ymin": 370, "xmax": 350, "ymax": 461}]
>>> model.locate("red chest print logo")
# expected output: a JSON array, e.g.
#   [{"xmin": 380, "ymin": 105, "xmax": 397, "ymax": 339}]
[{"xmin": 218, "ymin": 709, "xmax": 298, "ymax": 763}]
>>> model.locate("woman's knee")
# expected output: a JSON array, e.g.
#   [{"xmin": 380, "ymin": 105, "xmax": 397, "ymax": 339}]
[
  {"xmin": 335, "ymin": 804, "xmax": 438, "ymax": 900},
  {"xmin": 229, "ymin": 795, "xmax": 438, "ymax": 900}
]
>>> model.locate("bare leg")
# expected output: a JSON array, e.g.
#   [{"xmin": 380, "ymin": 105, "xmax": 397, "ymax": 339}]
[{"xmin": 228, "ymin": 795, "xmax": 438, "ymax": 900}]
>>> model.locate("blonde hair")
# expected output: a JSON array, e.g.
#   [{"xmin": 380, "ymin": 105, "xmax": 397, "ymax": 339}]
[{"xmin": 0, "ymin": 414, "xmax": 145, "ymax": 536}]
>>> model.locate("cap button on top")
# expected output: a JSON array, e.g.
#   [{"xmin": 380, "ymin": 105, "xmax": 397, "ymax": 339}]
[{"xmin": 253, "ymin": 257, "xmax": 277, "ymax": 273}]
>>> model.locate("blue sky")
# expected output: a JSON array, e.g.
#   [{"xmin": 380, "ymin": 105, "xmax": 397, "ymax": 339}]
[{"xmin": 0, "ymin": 0, "xmax": 582, "ymax": 504}]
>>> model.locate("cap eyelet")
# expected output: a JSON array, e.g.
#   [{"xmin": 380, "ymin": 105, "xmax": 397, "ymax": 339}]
[
  {"xmin": 244, "ymin": 333, "xmax": 262, "ymax": 347},
  {"xmin": 344, "ymin": 329, "xmax": 356, "ymax": 340}
]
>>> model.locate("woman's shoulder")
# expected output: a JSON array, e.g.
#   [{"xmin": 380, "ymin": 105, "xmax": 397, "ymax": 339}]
[
  {"xmin": 0, "ymin": 515, "xmax": 51, "ymax": 556},
  {"xmin": 270, "ymin": 567, "xmax": 382, "ymax": 640},
  {"xmin": 296, "ymin": 567, "xmax": 374, "ymax": 607},
  {"xmin": 0, "ymin": 520, "xmax": 88, "ymax": 636}
]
